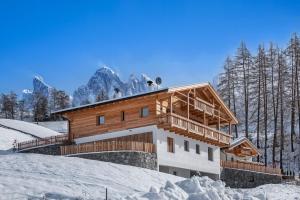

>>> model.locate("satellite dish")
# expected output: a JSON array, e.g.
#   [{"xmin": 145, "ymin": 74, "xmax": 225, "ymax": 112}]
[
  {"xmin": 114, "ymin": 88, "xmax": 120, "ymax": 93},
  {"xmin": 147, "ymin": 80, "xmax": 153, "ymax": 86},
  {"xmin": 155, "ymin": 77, "xmax": 162, "ymax": 86}
]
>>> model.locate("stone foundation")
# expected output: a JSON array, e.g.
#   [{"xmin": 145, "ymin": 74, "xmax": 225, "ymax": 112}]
[
  {"xmin": 221, "ymin": 168, "xmax": 282, "ymax": 188},
  {"xmin": 18, "ymin": 144, "xmax": 61, "ymax": 155},
  {"xmin": 69, "ymin": 151, "xmax": 157, "ymax": 170}
]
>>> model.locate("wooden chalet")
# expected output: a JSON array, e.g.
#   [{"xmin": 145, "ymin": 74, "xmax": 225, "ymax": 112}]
[{"xmin": 53, "ymin": 83, "xmax": 238, "ymax": 148}]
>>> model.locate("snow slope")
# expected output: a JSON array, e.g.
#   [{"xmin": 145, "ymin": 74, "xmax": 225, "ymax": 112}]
[
  {"xmin": 0, "ymin": 119, "xmax": 61, "ymax": 138},
  {"xmin": 0, "ymin": 154, "xmax": 182, "ymax": 200},
  {"xmin": 0, "ymin": 127, "xmax": 34, "ymax": 151},
  {"xmin": 0, "ymin": 153, "xmax": 299, "ymax": 200}
]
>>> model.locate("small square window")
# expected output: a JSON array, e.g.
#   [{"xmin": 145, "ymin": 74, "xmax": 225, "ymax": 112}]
[
  {"xmin": 208, "ymin": 147, "xmax": 214, "ymax": 161},
  {"xmin": 184, "ymin": 140, "xmax": 189, "ymax": 152},
  {"xmin": 121, "ymin": 111, "xmax": 125, "ymax": 121},
  {"xmin": 97, "ymin": 115, "xmax": 105, "ymax": 125},
  {"xmin": 141, "ymin": 107, "xmax": 149, "ymax": 118},
  {"xmin": 196, "ymin": 144, "xmax": 200, "ymax": 154}
]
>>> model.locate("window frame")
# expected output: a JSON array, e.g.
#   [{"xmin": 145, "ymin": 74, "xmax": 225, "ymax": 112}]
[
  {"xmin": 167, "ymin": 137, "xmax": 174, "ymax": 153},
  {"xmin": 184, "ymin": 140, "xmax": 189, "ymax": 152},
  {"xmin": 196, "ymin": 144, "xmax": 200, "ymax": 154},
  {"xmin": 121, "ymin": 111, "xmax": 125, "ymax": 121},
  {"xmin": 140, "ymin": 106, "xmax": 149, "ymax": 118},
  {"xmin": 97, "ymin": 115, "xmax": 105, "ymax": 125},
  {"xmin": 208, "ymin": 147, "xmax": 214, "ymax": 161}
]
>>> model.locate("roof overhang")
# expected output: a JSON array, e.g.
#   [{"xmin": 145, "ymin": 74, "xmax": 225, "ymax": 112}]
[
  {"xmin": 169, "ymin": 82, "xmax": 238, "ymax": 124},
  {"xmin": 225, "ymin": 137, "xmax": 261, "ymax": 157}
]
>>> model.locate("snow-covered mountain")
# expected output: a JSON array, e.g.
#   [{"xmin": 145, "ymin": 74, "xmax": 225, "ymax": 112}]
[
  {"xmin": 72, "ymin": 66, "xmax": 158, "ymax": 106},
  {"xmin": 22, "ymin": 75, "xmax": 53, "ymax": 108},
  {"xmin": 21, "ymin": 66, "xmax": 159, "ymax": 107},
  {"xmin": 32, "ymin": 75, "xmax": 52, "ymax": 97}
]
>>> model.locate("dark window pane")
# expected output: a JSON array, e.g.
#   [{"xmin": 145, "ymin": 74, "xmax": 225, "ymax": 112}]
[
  {"xmin": 97, "ymin": 115, "xmax": 105, "ymax": 125},
  {"xmin": 196, "ymin": 144, "xmax": 200, "ymax": 154},
  {"xmin": 208, "ymin": 147, "xmax": 214, "ymax": 161},
  {"xmin": 121, "ymin": 111, "xmax": 125, "ymax": 121},
  {"xmin": 184, "ymin": 140, "xmax": 189, "ymax": 152},
  {"xmin": 141, "ymin": 107, "xmax": 149, "ymax": 117},
  {"xmin": 167, "ymin": 137, "xmax": 174, "ymax": 153}
]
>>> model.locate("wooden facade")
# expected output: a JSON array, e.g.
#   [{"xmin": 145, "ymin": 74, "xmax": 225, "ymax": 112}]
[
  {"xmin": 221, "ymin": 160, "xmax": 281, "ymax": 175},
  {"xmin": 224, "ymin": 137, "xmax": 261, "ymax": 157},
  {"xmin": 54, "ymin": 83, "xmax": 238, "ymax": 148},
  {"xmin": 61, "ymin": 132, "xmax": 155, "ymax": 155}
]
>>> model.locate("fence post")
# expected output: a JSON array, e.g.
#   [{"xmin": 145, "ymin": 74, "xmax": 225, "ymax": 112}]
[{"xmin": 105, "ymin": 188, "xmax": 108, "ymax": 200}]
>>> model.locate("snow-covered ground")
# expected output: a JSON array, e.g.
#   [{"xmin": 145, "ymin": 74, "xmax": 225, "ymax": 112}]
[
  {"xmin": 0, "ymin": 153, "xmax": 299, "ymax": 200},
  {"xmin": 0, "ymin": 127, "xmax": 34, "ymax": 151},
  {"xmin": 0, "ymin": 118, "xmax": 61, "ymax": 138},
  {"xmin": 0, "ymin": 153, "xmax": 182, "ymax": 200}
]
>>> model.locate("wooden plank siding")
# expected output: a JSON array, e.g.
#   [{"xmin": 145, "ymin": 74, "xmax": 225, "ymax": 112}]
[
  {"xmin": 65, "ymin": 95, "xmax": 159, "ymax": 140},
  {"xmin": 61, "ymin": 132, "xmax": 155, "ymax": 155},
  {"xmin": 221, "ymin": 160, "xmax": 281, "ymax": 176}
]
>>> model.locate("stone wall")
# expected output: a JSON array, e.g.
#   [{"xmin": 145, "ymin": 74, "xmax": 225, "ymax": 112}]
[
  {"xmin": 69, "ymin": 151, "xmax": 157, "ymax": 170},
  {"xmin": 221, "ymin": 168, "xmax": 282, "ymax": 188},
  {"xmin": 18, "ymin": 144, "xmax": 61, "ymax": 155}
]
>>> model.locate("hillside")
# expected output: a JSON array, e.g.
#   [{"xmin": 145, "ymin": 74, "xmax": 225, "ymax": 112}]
[
  {"xmin": 0, "ymin": 127, "xmax": 33, "ymax": 151},
  {"xmin": 0, "ymin": 119, "xmax": 61, "ymax": 138},
  {"xmin": 0, "ymin": 153, "xmax": 299, "ymax": 200},
  {"xmin": 0, "ymin": 119, "xmax": 62, "ymax": 152}
]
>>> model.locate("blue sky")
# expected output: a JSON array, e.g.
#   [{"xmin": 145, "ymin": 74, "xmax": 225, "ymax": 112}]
[{"xmin": 0, "ymin": 0, "xmax": 300, "ymax": 95}]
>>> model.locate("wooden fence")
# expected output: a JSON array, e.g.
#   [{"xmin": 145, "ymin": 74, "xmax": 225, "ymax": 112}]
[
  {"xmin": 221, "ymin": 160, "xmax": 282, "ymax": 175},
  {"xmin": 17, "ymin": 134, "xmax": 68, "ymax": 151},
  {"xmin": 60, "ymin": 141, "xmax": 156, "ymax": 155}
]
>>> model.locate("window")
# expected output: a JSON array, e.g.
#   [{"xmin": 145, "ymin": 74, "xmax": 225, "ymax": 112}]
[
  {"xmin": 140, "ymin": 106, "xmax": 149, "ymax": 118},
  {"xmin": 97, "ymin": 115, "xmax": 105, "ymax": 125},
  {"xmin": 173, "ymin": 171, "xmax": 177, "ymax": 176},
  {"xmin": 167, "ymin": 137, "xmax": 174, "ymax": 153},
  {"xmin": 184, "ymin": 140, "xmax": 189, "ymax": 152},
  {"xmin": 196, "ymin": 144, "xmax": 200, "ymax": 154},
  {"xmin": 121, "ymin": 111, "xmax": 125, "ymax": 121},
  {"xmin": 208, "ymin": 147, "xmax": 214, "ymax": 161}
]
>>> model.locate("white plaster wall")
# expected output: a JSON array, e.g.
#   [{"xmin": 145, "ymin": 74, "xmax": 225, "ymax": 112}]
[
  {"xmin": 74, "ymin": 125, "xmax": 158, "ymax": 144},
  {"xmin": 74, "ymin": 125, "xmax": 220, "ymax": 176},
  {"xmin": 155, "ymin": 128, "xmax": 221, "ymax": 176}
]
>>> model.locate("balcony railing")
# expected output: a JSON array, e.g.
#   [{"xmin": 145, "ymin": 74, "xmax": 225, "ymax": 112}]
[
  {"xmin": 61, "ymin": 141, "xmax": 156, "ymax": 155},
  {"xmin": 17, "ymin": 134, "xmax": 68, "ymax": 151},
  {"xmin": 221, "ymin": 160, "xmax": 282, "ymax": 175},
  {"xmin": 194, "ymin": 98, "xmax": 228, "ymax": 119},
  {"xmin": 158, "ymin": 113, "xmax": 231, "ymax": 145}
]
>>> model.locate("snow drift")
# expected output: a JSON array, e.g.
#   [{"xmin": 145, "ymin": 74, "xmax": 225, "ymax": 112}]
[
  {"xmin": 0, "ymin": 153, "xmax": 299, "ymax": 200},
  {"xmin": 126, "ymin": 176, "xmax": 300, "ymax": 200}
]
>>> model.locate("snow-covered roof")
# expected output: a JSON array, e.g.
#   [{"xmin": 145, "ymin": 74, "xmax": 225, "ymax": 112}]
[{"xmin": 0, "ymin": 119, "xmax": 62, "ymax": 138}]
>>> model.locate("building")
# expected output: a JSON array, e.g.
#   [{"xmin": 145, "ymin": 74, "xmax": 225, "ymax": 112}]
[{"xmin": 52, "ymin": 83, "xmax": 238, "ymax": 179}]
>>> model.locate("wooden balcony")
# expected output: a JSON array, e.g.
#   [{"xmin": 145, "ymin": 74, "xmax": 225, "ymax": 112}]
[
  {"xmin": 221, "ymin": 160, "xmax": 282, "ymax": 176},
  {"xmin": 61, "ymin": 140, "xmax": 156, "ymax": 155},
  {"xmin": 194, "ymin": 98, "xmax": 228, "ymax": 120},
  {"xmin": 17, "ymin": 134, "xmax": 68, "ymax": 151},
  {"xmin": 158, "ymin": 113, "xmax": 231, "ymax": 147}
]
